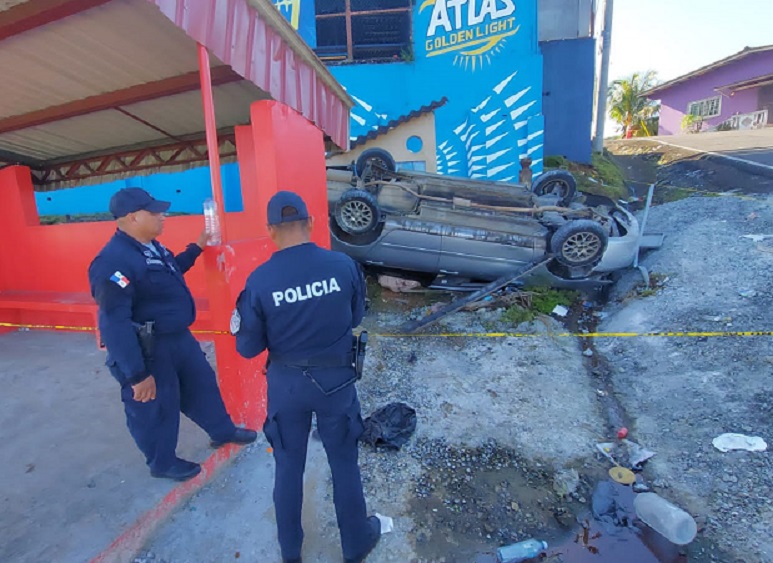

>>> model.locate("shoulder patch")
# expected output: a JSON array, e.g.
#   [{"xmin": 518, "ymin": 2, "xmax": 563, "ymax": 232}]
[
  {"xmin": 230, "ymin": 308, "xmax": 241, "ymax": 335},
  {"xmin": 109, "ymin": 271, "xmax": 130, "ymax": 288}
]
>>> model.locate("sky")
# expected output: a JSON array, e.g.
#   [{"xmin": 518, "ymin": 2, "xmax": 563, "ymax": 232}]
[
  {"xmin": 605, "ymin": 0, "xmax": 773, "ymax": 135},
  {"xmin": 609, "ymin": 0, "xmax": 773, "ymax": 84}
]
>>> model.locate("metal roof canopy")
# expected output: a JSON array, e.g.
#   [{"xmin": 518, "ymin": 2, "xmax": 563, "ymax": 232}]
[
  {"xmin": 0, "ymin": 0, "xmax": 353, "ymax": 169},
  {"xmin": 643, "ymin": 44, "xmax": 773, "ymax": 98}
]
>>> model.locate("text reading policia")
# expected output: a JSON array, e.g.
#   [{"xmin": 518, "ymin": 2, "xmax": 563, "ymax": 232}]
[{"xmin": 272, "ymin": 277, "xmax": 341, "ymax": 307}]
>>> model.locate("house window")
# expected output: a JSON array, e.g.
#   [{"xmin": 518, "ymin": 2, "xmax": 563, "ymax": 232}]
[
  {"xmin": 315, "ymin": 0, "xmax": 412, "ymax": 62},
  {"xmin": 687, "ymin": 96, "xmax": 722, "ymax": 119}
]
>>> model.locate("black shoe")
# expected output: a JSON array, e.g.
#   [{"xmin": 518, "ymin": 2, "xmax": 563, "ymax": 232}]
[
  {"xmin": 283, "ymin": 559, "xmax": 302, "ymax": 563},
  {"xmin": 344, "ymin": 515, "xmax": 381, "ymax": 563},
  {"xmin": 150, "ymin": 460, "xmax": 201, "ymax": 481},
  {"xmin": 210, "ymin": 427, "xmax": 258, "ymax": 448}
]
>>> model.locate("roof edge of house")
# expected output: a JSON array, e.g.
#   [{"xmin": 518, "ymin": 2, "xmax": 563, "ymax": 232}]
[{"xmin": 642, "ymin": 44, "xmax": 773, "ymax": 98}]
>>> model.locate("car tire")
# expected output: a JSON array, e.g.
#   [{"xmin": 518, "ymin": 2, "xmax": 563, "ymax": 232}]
[
  {"xmin": 550, "ymin": 219, "xmax": 608, "ymax": 267},
  {"xmin": 334, "ymin": 189, "xmax": 380, "ymax": 235},
  {"xmin": 532, "ymin": 170, "xmax": 577, "ymax": 206},
  {"xmin": 355, "ymin": 148, "xmax": 396, "ymax": 182}
]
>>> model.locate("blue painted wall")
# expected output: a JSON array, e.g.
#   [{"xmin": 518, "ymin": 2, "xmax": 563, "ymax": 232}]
[
  {"xmin": 35, "ymin": 164, "xmax": 243, "ymax": 217},
  {"xmin": 541, "ymin": 37, "xmax": 595, "ymax": 164},
  {"xmin": 276, "ymin": 0, "xmax": 545, "ymax": 182}
]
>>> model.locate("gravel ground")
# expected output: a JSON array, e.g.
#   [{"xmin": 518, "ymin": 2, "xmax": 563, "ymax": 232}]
[
  {"xmin": 139, "ymin": 168, "xmax": 773, "ymax": 562},
  {"xmin": 601, "ymin": 193, "xmax": 773, "ymax": 563}
]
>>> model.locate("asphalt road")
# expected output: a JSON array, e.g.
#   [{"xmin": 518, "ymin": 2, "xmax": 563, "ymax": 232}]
[{"xmin": 652, "ymin": 128, "xmax": 773, "ymax": 168}]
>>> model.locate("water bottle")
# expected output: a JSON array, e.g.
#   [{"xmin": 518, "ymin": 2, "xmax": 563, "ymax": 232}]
[
  {"xmin": 634, "ymin": 492, "xmax": 697, "ymax": 545},
  {"xmin": 496, "ymin": 538, "xmax": 547, "ymax": 563},
  {"xmin": 202, "ymin": 198, "xmax": 221, "ymax": 245}
]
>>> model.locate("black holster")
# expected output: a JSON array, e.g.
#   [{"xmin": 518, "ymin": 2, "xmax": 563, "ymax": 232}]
[
  {"xmin": 354, "ymin": 330, "xmax": 368, "ymax": 381},
  {"xmin": 132, "ymin": 321, "xmax": 155, "ymax": 366}
]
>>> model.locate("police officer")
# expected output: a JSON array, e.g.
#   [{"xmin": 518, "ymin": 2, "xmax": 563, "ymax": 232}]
[
  {"xmin": 89, "ymin": 187, "xmax": 257, "ymax": 481},
  {"xmin": 233, "ymin": 191, "xmax": 380, "ymax": 563}
]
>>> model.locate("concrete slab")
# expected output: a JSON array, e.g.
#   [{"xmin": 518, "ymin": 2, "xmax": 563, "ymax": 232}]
[
  {"xmin": 652, "ymin": 129, "xmax": 773, "ymax": 170},
  {"xmin": 0, "ymin": 331, "xmax": 215, "ymax": 563}
]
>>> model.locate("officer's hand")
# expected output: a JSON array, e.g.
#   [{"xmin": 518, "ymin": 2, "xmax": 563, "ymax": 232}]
[
  {"xmin": 196, "ymin": 229, "xmax": 211, "ymax": 249},
  {"xmin": 132, "ymin": 376, "xmax": 157, "ymax": 402}
]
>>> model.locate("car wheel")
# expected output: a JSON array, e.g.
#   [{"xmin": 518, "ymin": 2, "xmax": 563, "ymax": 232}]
[
  {"xmin": 355, "ymin": 148, "xmax": 396, "ymax": 182},
  {"xmin": 550, "ymin": 220, "xmax": 608, "ymax": 267},
  {"xmin": 334, "ymin": 189, "xmax": 380, "ymax": 235},
  {"xmin": 532, "ymin": 170, "xmax": 577, "ymax": 206}
]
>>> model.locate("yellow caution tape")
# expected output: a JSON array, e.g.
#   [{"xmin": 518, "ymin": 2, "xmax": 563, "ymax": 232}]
[{"xmin": 2, "ymin": 321, "xmax": 772, "ymax": 339}]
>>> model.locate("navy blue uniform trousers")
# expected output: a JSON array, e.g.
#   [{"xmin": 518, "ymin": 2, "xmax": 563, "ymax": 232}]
[
  {"xmin": 263, "ymin": 365, "xmax": 376, "ymax": 561},
  {"xmin": 109, "ymin": 330, "xmax": 235, "ymax": 472}
]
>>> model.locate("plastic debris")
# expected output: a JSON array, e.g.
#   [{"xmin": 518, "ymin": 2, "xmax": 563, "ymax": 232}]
[
  {"xmin": 634, "ymin": 492, "xmax": 697, "ymax": 545},
  {"xmin": 361, "ymin": 403, "xmax": 417, "ymax": 450},
  {"xmin": 738, "ymin": 289, "xmax": 757, "ymax": 298},
  {"xmin": 609, "ymin": 466, "xmax": 636, "ymax": 485},
  {"xmin": 625, "ymin": 439, "xmax": 656, "ymax": 470},
  {"xmin": 374, "ymin": 512, "xmax": 394, "ymax": 534},
  {"xmin": 712, "ymin": 433, "xmax": 767, "ymax": 453},
  {"xmin": 552, "ymin": 304, "xmax": 569, "ymax": 317},
  {"xmin": 378, "ymin": 275, "xmax": 421, "ymax": 293},
  {"xmin": 617, "ymin": 427, "xmax": 629, "ymax": 439},
  {"xmin": 591, "ymin": 481, "xmax": 632, "ymax": 529},
  {"xmin": 582, "ymin": 348, "xmax": 594, "ymax": 357},
  {"xmin": 596, "ymin": 439, "xmax": 656, "ymax": 470}
]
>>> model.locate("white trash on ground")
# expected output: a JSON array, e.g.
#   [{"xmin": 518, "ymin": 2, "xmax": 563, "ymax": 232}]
[
  {"xmin": 374, "ymin": 512, "xmax": 394, "ymax": 534},
  {"xmin": 712, "ymin": 433, "xmax": 767, "ymax": 453}
]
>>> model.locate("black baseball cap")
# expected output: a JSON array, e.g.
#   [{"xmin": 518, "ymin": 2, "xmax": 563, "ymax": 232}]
[
  {"xmin": 267, "ymin": 191, "xmax": 310, "ymax": 226},
  {"xmin": 109, "ymin": 187, "xmax": 171, "ymax": 218}
]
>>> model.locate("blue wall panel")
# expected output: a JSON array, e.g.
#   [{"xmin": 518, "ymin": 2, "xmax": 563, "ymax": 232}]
[
  {"xmin": 35, "ymin": 163, "xmax": 243, "ymax": 217},
  {"xmin": 541, "ymin": 37, "xmax": 595, "ymax": 164}
]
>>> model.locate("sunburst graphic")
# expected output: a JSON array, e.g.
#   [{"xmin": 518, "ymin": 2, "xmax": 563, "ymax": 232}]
[{"xmin": 452, "ymin": 36, "xmax": 510, "ymax": 71}]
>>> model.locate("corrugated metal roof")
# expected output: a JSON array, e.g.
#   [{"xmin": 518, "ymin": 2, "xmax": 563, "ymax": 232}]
[
  {"xmin": 0, "ymin": 0, "xmax": 352, "ymax": 164},
  {"xmin": 643, "ymin": 45, "xmax": 773, "ymax": 97},
  {"xmin": 351, "ymin": 97, "xmax": 448, "ymax": 148},
  {"xmin": 0, "ymin": 0, "xmax": 201, "ymax": 116},
  {"xmin": 0, "ymin": 82, "xmax": 264, "ymax": 160}
]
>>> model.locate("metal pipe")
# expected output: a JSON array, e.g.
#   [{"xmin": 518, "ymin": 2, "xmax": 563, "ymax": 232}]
[
  {"xmin": 197, "ymin": 43, "xmax": 228, "ymax": 244},
  {"xmin": 592, "ymin": 0, "xmax": 614, "ymax": 153}
]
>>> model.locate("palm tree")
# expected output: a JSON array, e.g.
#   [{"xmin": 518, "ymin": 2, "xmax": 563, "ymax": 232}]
[{"xmin": 608, "ymin": 71, "xmax": 659, "ymax": 138}]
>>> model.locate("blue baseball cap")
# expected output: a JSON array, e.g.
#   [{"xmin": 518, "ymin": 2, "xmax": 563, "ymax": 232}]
[
  {"xmin": 109, "ymin": 187, "xmax": 171, "ymax": 218},
  {"xmin": 267, "ymin": 191, "xmax": 310, "ymax": 226}
]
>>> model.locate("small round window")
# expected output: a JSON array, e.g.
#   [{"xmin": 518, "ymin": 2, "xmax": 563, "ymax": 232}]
[{"xmin": 406, "ymin": 135, "xmax": 423, "ymax": 153}]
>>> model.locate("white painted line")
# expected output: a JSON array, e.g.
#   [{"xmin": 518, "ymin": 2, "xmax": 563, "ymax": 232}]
[{"xmin": 650, "ymin": 138, "xmax": 773, "ymax": 174}]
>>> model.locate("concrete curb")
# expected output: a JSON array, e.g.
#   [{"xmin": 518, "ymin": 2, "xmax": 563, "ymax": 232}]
[
  {"xmin": 651, "ymin": 138, "xmax": 773, "ymax": 180},
  {"xmin": 89, "ymin": 445, "xmax": 243, "ymax": 563}
]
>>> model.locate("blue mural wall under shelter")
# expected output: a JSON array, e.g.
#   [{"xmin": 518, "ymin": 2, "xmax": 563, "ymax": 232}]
[{"xmin": 279, "ymin": 0, "xmax": 546, "ymax": 182}]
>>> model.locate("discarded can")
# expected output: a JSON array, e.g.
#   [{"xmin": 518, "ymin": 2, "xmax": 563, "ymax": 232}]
[{"xmin": 497, "ymin": 538, "xmax": 547, "ymax": 562}]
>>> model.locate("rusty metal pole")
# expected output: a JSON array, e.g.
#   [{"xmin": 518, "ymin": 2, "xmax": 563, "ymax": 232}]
[{"xmin": 197, "ymin": 42, "xmax": 228, "ymax": 243}]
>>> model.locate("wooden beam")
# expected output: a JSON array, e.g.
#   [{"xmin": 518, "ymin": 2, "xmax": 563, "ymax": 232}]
[
  {"xmin": 0, "ymin": 66, "xmax": 242, "ymax": 135},
  {"xmin": 0, "ymin": 0, "xmax": 112, "ymax": 42}
]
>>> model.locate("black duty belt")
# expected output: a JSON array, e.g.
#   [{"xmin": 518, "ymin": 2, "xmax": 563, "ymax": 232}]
[{"xmin": 267, "ymin": 352, "xmax": 354, "ymax": 369}]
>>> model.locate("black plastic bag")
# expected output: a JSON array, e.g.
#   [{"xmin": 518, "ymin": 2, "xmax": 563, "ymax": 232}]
[{"xmin": 360, "ymin": 402, "xmax": 417, "ymax": 450}]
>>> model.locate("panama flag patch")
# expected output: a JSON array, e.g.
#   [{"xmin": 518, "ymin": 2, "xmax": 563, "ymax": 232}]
[{"xmin": 110, "ymin": 271, "xmax": 130, "ymax": 288}]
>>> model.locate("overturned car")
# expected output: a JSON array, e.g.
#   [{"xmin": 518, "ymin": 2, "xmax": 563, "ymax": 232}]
[{"xmin": 326, "ymin": 149, "xmax": 645, "ymax": 289}]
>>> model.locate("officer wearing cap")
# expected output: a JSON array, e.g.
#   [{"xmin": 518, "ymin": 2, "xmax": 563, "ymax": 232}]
[
  {"xmin": 88, "ymin": 187, "xmax": 257, "ymax": 481},
  {"xmin": 233, "ymin": 191, "xmax": 380, "ymax": 563}
]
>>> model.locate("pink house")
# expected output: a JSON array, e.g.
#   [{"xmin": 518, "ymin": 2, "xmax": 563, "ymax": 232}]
[{"xmin": 644, "ymin": 45, "xmax": 773, "ymax": 136}]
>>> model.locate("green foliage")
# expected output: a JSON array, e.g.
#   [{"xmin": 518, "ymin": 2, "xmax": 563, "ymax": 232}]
[
  {"xmin": 544, "ymin": 155, "xmax": 567, "ymax": 168},
  {"xmin": 502, "ymin": 305, "xmax": 535, "ymax": 325},
  {"xmin": 530, "ymin": 288, "xmax": 578, "ymax": 315},
  {"xmin": 592, "ymin": 153, "xmax": 626, "ymax": 187},
  {"xmin": 400, "ymin": 45, "xmax": 415, "ymax": 62},
  {"xmin": 681, "ymin": 114, "xmax": 703, "ymax": 133},
  {"xmin": 608, "ymin": 71, "xmax": 659, "ymax": 138}
]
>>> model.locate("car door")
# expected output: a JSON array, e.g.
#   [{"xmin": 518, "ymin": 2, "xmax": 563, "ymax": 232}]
[{"xmin": 365, "ymin": 223, "xmax": 441, "ymax": 275}]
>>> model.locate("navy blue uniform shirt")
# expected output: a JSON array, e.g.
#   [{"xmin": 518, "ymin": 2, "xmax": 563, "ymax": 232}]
[
  {"xmin": 88, "ymin": 230, "xmax": 203, "ymax": 384},
  {"xmin": 234, "ymin": 242, "xmax": 365, "ymax": 361}
]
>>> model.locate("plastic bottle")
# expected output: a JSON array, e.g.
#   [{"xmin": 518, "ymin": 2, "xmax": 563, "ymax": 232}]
[
  {"xmin": 496, "ymin": 538, "xmax": 548, "ymax": 563},
  {"xmin": 202, "ymin": 198, "xmax": 221, "ymax": 246},
  {"xmin": 634, "ymin": 492, "xmax": 697, "ymax": 545}
]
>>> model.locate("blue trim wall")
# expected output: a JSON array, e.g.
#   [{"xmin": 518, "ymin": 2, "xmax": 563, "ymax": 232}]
[
  {"xmin": 35, "ymin": 164, "xmax": 243, "ymax": 217},
  {"xmin": 541, "ymin": 37, "xmax": 595, "ymax": 164}
]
